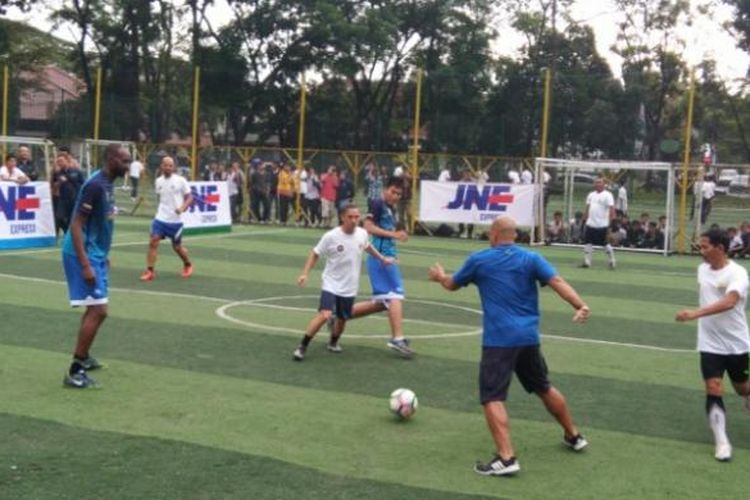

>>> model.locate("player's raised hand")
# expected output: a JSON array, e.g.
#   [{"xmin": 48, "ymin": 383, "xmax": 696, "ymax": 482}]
[
  {"xmin": 573, "ymin": 305, "xmax": 590, "ymax": 323},
  {"xmin": 428, "ymin": 262, "xmax": 445, "ymax": 282},
  {"xmin": 297, "ymin": 274, "xmax": 308, "ymax": 287},
  {"xmin": 394, "ymin": 230, "xmax": 409, "ymax": 242}
]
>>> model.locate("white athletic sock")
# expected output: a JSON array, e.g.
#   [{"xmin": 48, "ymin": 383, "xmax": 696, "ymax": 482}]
[
  {"xmin": 583, "ymin": 244, "xmax": 593, "ymax": 266},
  {"xmin": 708, "ymin": 404, "xmax": 730, "ymax": 446},
  {"xmin": 605, "ymin": 244, "xmax": 615, "ymax": 265}
]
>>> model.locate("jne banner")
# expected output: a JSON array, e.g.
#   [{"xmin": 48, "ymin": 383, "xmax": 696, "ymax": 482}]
[
  {"xmin": 0, "ymin": 181, "xmax": 56, "ymax": 250},
  {"xmin": 183, "ymin": 181, "xmax": 232, "ymax": 235},
  {"xmin": 419, "ymin": 181, "xmax": 536, "ymax": 226}
]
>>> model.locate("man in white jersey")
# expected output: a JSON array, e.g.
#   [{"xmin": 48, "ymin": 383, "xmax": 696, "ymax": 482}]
[
  {"xmin": 293, "ymin": 204, "xmax": 393, "ymax": 361},
  {"xmin": 676, "ymin": 229, "xmax": 750, "ymax": 462},
  {"xmin": 128, "ymin": 157, "xmax": 144, "ymax": 200},
  {"xmin": 581, "ymin": 177, "xmax": 615, "ymax": 269},
  {"xmin": 140, "ymin": 156, "xmax": 194, "ymax": 281}
]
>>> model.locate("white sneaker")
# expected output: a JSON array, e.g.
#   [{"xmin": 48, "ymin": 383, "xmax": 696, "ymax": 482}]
[
  {"xmin": 715, "ymin": 442, "xmax": 732, "ymax": 462},
  {"xmin": 563, "ymin": 433, "xmax": 588, "ymax": 451}
]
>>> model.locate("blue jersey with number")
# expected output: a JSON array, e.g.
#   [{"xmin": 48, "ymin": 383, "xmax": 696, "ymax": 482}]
[
  {"xmin": 62, "ymin": 170, "xmax": 115, "ymax": 260},
  {"xmin": 452, "ymin": 244, "xmax": 557, "ymax": 347},
  {"xmin": 367, "ymin": 198, "xmax": 398, "ymax": 257}
]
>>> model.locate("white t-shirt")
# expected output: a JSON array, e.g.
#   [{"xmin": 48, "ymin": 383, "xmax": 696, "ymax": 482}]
[
  {"xmin": 129, "ymin": 160, "xmax": 144, "ymax": 179},
  {"xmin": 702, "ymin": 180, "xmax": 716, "ymax": 200},
  {"xmin": 616, "ymin": 186, "xmax": 628, "ymax": 213},
  {"xmin": 521, "ymin": 169, "xmax": 533, "ymax": 184},
  {"xmin": 438, "ymin": 169, "xmax": 451, "ymax": 182},
  {"xmin": 0, "ymin": 166, "xmax": 28, "ymax": 183},
  {"xmin": 508, "ymin": 170, "xmax": 520, "ymax": 184},
  {"xmin": 585, "ymin": 190, "xmax": 614, "ymax": 228},
  {"xmin": 696, "ymin": 261, "xmax": 750, "ymax": 354},
  {"xmin": 298, "ymin": 169, "xmax": 308, "ymax": 195},
  {"xmin": 313, "ymin": 226, "xmax": 370, "ymax": 297},
  {"xmin": 155, "ymin": 174, "xmax": 191, "ymax": 223},
  {"xmin": 476, "ymin": 170, "xmax": 489, "ymax": 184}
]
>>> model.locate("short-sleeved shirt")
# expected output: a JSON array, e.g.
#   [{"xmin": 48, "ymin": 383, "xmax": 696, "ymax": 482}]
[
  {"xmin": 313, "ymin": 226, "xmax": 370, "ymax": 297},
  {"xmin": 585, "ymin": 190, "xmax": 614, "ymax": 228},
  {"xmin": 129, "ymin": 160, "xmax": 144, "ymax": 179},
  {"xmin": 62, "ymin": 170, "xmax": 115, "ymax": 260},
  {"xmin": 697, "ymin": 261, "xmax": 750, "ymax": 354},
  {"xmin": 367, "ymin": 198, "xmax": 398, "ymax": 257},
  {"xmin": 155, "ymin": 174, "xmax": 191, "ymax": 223},
  {"xmin": 320, "ymin": 174, "xmax": 339, "ymax": 201},
  {"xmin": 0, "ymin": 166, "xmax": 28, "ymax": 183},
  {"xmin": 452, "ymin": 244, "xmax": 557, "ymax": 347}
]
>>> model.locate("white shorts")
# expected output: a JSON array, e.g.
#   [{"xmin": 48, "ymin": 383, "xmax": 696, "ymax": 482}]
[{"xmin": 321, "ymin": 199, "xmax": 336, "ymax": 218}]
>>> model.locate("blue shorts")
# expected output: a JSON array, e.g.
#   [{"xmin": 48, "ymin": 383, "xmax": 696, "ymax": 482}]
[
  {"xmin": 151, "ymin": 219, "xmax": 184, "ymax": 245},
  {"xmin": 63, "ymin": 253, "xmax": 109, "ymax": 307},
  {"xmin": 367, "ymin": 255, "xmax": 405, "ymax": 301},
  {"xmin": 319, "ymin": 290, "xmax": 355, "ymax": 320}
]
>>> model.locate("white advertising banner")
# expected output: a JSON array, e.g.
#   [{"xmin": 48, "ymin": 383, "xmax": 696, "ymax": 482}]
[
  {"xmin": 183, "ymin": 181, "xmax": 232, "ymax": 233},
  {"xmin": 0, "ymin": 181, "xmax": 56, "ymax": 249},
  {"xmin": 419, "ymin": 181, "xmax": 536, "ymax": 226}
]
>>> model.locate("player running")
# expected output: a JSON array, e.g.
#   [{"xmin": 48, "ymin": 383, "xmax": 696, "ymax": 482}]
[
  {"xmin": 293, "ymin": 204, "xmax": 393, "ymax": 361},
  {"xmin": 350, "ymin": 176, "xmax": 414, "ymax": 357},
  {"xmin": 140, "ymin": 156, "xmax": 193, "ymax": 281}
]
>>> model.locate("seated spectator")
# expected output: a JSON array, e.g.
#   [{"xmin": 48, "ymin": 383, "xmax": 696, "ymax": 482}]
[
  {"xmin": 640, "ymin": 222, "xmax": 662, "ymax": 249},
  {"xmin": 728, "ymin": 226, "xmax": 744, "ymax": 257},
  {"xmin": 0, "ymin": 154, "xmax": 29, "ymax": 184},
  {"xmin": 626, "ymin": 220, "xmax": 646, "ymax": 248},
  {"xmin": 546, "ymin": 211, "xmax": 566, "ymax": 244},
  {"xmin": 568, "ymin": 211, "xmax": 584, "ymax": 243},
  {"xmin": 608, "ymin": 219, "xmax": 628, "ymax": 247}
]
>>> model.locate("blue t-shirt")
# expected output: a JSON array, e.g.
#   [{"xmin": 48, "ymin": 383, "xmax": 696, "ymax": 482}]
[
  {"xmin": 62, "ymin": 170, "xmax": 115, "ymax": 260},
  {"xmin": 452, "ymin": 244, "xmax": 557, "ymax": 347},
  {"xmin": 367, "ymin": 198, "xmax": 398, "ymax": 257}
]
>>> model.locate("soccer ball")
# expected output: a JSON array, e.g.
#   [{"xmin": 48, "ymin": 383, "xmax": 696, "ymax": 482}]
[{"xmin": 389, "ymin": 388, "xmax": 418, "ymax": 419}]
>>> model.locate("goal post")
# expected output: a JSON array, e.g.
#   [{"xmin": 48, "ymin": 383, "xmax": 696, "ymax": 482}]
[
  {"xmin": 0, "ymin": 135, "xmax": 55, "ymax": 180},
  {"xmin": 533, "ymin": 158, "xmax": 675, "ymax": 256},
  {"xmin": 80, "ymin": 139, "xmax": 137, "ymax": 181}
]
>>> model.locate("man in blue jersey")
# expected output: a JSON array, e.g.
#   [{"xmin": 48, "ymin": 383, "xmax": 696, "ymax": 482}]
[
  {"xmin": 350, "ymin": 177, "xmax": 413, "ymax": 357},
  {"xmin": 61, "ymin": 144, "xmax": 131, "ymax": 388},
  {"xmin": 428, "ymin": 215, "xmax": 590, "ymax": 476}
]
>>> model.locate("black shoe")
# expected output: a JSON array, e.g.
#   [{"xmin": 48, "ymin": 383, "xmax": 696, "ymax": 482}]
[
  {"xmin": 81, "ymin": 356, "xmax": 103, "ymax": 371},
  {"xmin": 563, "ymin": 433, "xmax": 588, "ymax": 451},
  {"xmin": 474, "ymin": 454, "xmax": 520, "ymax": 476}
]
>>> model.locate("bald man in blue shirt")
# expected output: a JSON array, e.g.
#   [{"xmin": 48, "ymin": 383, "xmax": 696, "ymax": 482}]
[{"xmin": 429, "ymin": 215, "xmax": 591, "ymax": 477}]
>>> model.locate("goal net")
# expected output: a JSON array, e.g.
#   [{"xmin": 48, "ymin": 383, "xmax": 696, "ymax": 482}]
[
  {"xmin": 533, "ymin": 158, "xmax": 675, "ymax": 255},
  {"xmin": 79, "ymin": 139, "xmax": 137, "ymax": 187},
  {"xmin": 0, "ymin": 135, "xmax": 55, "ymax": 180}
]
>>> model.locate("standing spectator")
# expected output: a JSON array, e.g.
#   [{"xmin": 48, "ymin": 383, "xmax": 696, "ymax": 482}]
[
  {"xmin": 277, "ymin": 163, "xmax": 294, "ymax": 225},
  {"xmin": 250, "ymin": 161, "xmax": 270, "ymax": 223},
  {"xmin": 337, "ymin": 170, "xmax": 355, "ymax": 213},
  {"xmin": 520, "ymin": 167, "xmax": 533, "ymax": 185},
  {"xmin": 54, "ymin": 152, "xmax": 86, "ymax": 236},
  {"xmin": 394, "ymin": 166, "xmax": 412, "ymax": 229},
  {"xmin": 305, "ymin": 166, "xmax": 321, "ymax": 227},
  {"xmin": 366, "ymin": 163, "xmax": 383, "ymax": 212},
  {"xmin": 128, "ymin": 156, "xmax": 144, "ymax": 200},
  {"xmin": 507, "ymin": 169, "xmax": 521, "ymax": 184},
  {"xmin": 320, "ymin": 166, "xmax": 339, "ymax": 228},
  {"xmin": 0, "ymin": 154, "xmax": 29, "ymax": 184},
  {"xmin": 428, "ymin": 215, "xmax": 590, "ymax": 476},
  {"xmin": 675, "ymin": 229, "xmax": 750, "ymax": 462},
  {"xmin": 616, "ymin": 182, "xmax": 628, "ymax": 217},
  {"xmin": 701, "ymin": 174, "xmax": 716, "ymax": 225},
  {"xmin": 227, "ymin": 161, "xmax": 245, "ymax": 223},
  {"xmin": 268, "ymin": 162, "xmax": 280, "ymax": 222},
  {"xmin": 457, "ymin": 169, "xmax": 475, "ymax": 239},
  {"xmin": 438, "ymin": 165, "xmax": 452, "ymax": 182},
  {"xmin": 581, "ymin": 177, "xmax": 616, "ymax": 269},
  {"xmin": 293, "ymin": 163, "xmax": 307, "ymax": 225},
  {"xmin": 16, "ymin": 145, "xmax": 38, "ymax": 181}
]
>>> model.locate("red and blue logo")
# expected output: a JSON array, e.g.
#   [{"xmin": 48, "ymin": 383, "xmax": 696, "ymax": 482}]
[
  {"xmin": 0, "ymin": 185, "xmax": 41, "ymax": 221},
  {"xmin": 446, "ymin": 184, "xmax": 515, "ymax": 212},
  {"xmin": 189, "ymin": 185, "xmax": 220, "ymax": 213}
]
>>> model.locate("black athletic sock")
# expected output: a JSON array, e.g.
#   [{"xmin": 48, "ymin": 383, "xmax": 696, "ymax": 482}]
[
  {"xmin": 300, "ymin": 335, "xmax": 313, "ymax": 348},
  {"xmin": 499, "ymin": 455, "xmax": 516, "ymax": 466},
  {"xmin": 184, "ymin": 260, "xmax": 191, "ymax": 267},
  {"xmin": 706, "ymin": 395, "xmax": 725, "ymax": 414},
  {"xmin": 69, "ymin": 358, "xmax": 85, "ymax": 376},
  {"xmin": 147, "ymin": 266, "xmax": 154, "ymax": 272},
  {"xmin": 329, "ymin": 334, "xmax": 341, "ymax": 345}
]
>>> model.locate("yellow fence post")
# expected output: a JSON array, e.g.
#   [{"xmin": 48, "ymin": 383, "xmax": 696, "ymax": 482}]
[
  {"xmin": 296, "ymin": 73, "xmax": 307, "ymax": 221},
  {"xmin": 190, "ymin": 66, "xmax": 201, "ymax": 181},
  {"xmin": 409, "ymin": 68, "xmax": 423, "ymax": 233},
  {"xmin": 677, "ymin": 70, "xmax": 696, "ymax": 254},
  {"xmin": 2, "ymin": 65, "xmax": 8, "ymax": 158}
]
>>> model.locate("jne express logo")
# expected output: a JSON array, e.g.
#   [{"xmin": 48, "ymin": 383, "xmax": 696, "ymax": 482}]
[
  {"xmin": 189, "ymin": 185, "xmax": 220, "ymax": 223},
  {"xmin": 0, "ymin": 184, "xmax": 40, "ymax": 234},
  {"xmin": 446, "ymin": 184, "xmax": 514, "ymax": 221}
]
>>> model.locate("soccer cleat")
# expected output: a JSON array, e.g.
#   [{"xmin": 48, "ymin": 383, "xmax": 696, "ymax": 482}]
[
  {"xmin": 474, "ymin": 455, "xmax": 520, "ymax": 476},
  {"xmin": 715, "ymin": 442, "xmax": 732, "ymax": 462},
  {"xmin": 140, "ymin": 269, "xmax": 155, "ymax": 281},
  {"xmin": 387, "ymin": 338, "xmax": 414, "ymax": 358},
  {"xmin": 293, "ymin": 345, "xmax": 306, "ymax": 361},
  {"xmin": 181, "ymin": 264, "xmax": 193, "ymax": 278},
  {"xmin": 80, "ymin": 356, "xmax": 103, "ymax": 371},
  {"xmin": 326, "ymin": 342, "xmax": 343, "ymax": 354},
  {"xmin": 63, "ymin": 370, "xmax": 98, "ymax": 389},
  {"xmin": 578, "ymin": 263, "xmax": 590, "ymax": 268},
  {"xmin": 563, "ymin": 433, "xmax": 589, "ymax": 451}
]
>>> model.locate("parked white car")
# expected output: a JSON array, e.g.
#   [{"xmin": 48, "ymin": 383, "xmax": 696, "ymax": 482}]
[{"xmin": 716, "ymin": 168, "xmax": 738, "ymax": 194}]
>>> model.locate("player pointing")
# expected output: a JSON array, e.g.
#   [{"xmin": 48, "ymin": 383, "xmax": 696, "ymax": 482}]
[
  {"xmin": 293, "ymin": 204, "xmax": 394, "ymax": 361},
  {"xmin": 140, "ymin": 156, "xmax": 193, "ymax": 281}
]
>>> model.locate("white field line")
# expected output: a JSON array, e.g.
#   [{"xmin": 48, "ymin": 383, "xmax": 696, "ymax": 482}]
[
  {"xmin": 0, "ymin": 228, "xmax": 289, "ymax": 257},
  {"xmin": 0, "ymin": 271, "xmax": 694, "ymax": 351}
]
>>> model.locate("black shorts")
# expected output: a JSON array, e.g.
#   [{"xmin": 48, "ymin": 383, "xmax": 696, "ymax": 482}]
[
  {"xmin": 479, "ymin": 345, "xmax": 551, "ymax": 404},
  {"xmin": 584, "ymin": 226, "xmax": 608, "ymax": 246},
  {"xmin": 700, "ymin": 352, "xmax": 750, "ymax": 383},
  {"xmin": 319, "ymin": 290, "xmax": 354, "ymax": 320}
]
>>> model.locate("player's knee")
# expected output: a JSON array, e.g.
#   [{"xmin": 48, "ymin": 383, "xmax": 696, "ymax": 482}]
[
  {"xmin": 705, "ymin": 378, "xmax": 723, "ymax": 395},
  {"xmin": 320, "ymin": 310, "xmax": 333, "ymax": 321},
  {"xmin": 149, "ymin": 237, "xmax": 160, "ymax": 248}
]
